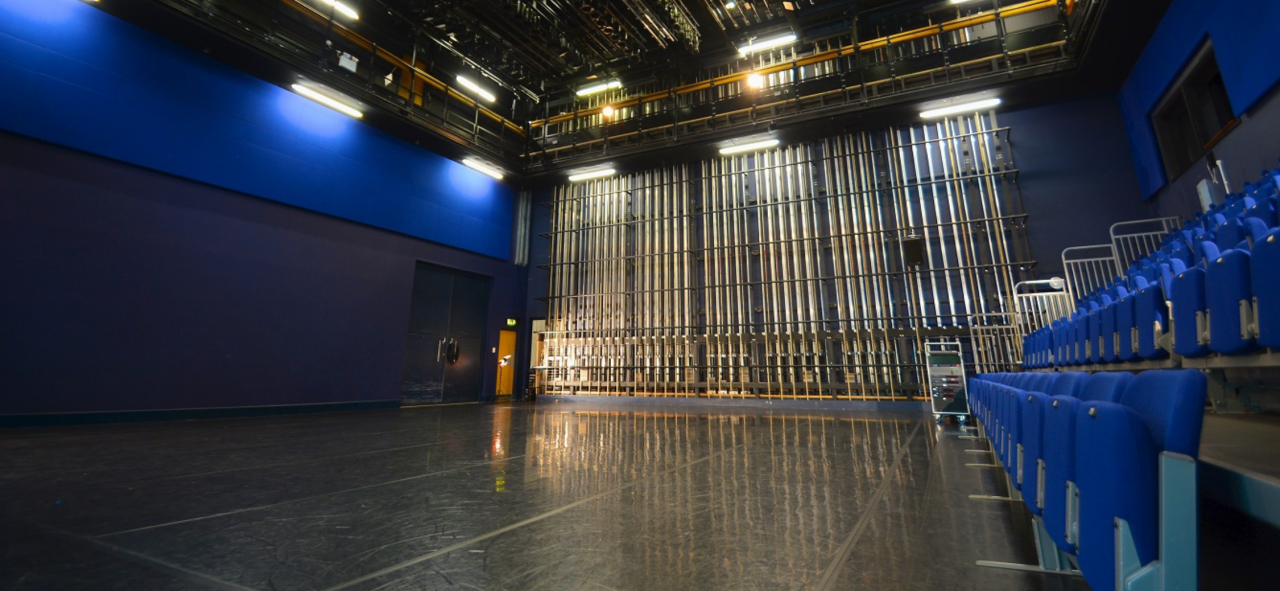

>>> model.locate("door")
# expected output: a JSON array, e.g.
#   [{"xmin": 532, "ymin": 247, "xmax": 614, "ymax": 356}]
[
  {"xmin": 441, "ymin": 272, "xmax": 488, "ymax": 403},
  {"xmin": 400, "ymin": 264, "xmax": 490, "ymax": 405},
  {"xmin": 495, "ymin": 330, "xmax": 517, "ymax": 397}
]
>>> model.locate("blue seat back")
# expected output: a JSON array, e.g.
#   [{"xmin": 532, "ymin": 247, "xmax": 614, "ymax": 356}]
[
  {"xmin": 1207, "ymin": 218, "xmax": 1267, "ymax": 355},
  {"xmin": 1020, "ymin": 389, "xmax": 1051, "ymax": 515},
  {"xmin": 1046, "ymin": 371, "xmax": 1089, "ymax": 398},
  {"xmin": 1074, "ymin": 370, "xmax": 1205, "ymax": 591},
  {"xmin": 1116, "ymin": 289, "xmax": 1137, "ymax": 362}
]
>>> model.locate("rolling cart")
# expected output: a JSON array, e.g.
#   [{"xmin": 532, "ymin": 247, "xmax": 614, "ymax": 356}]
[{"xmin": 925, "ymin": 341, "xmax": 970, "ymax": 424}]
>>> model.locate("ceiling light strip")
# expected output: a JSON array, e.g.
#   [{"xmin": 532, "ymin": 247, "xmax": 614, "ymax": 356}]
[
  {"xmin": 462, "ymin": 158, "xmax": 504, "ymax": 180},
  {"xmin": 321, "ymin": 0, "xmax": 359, "ymax": 20},
  {"xmin": 456, "ymin": 75, "xmax": 497, "ymax": 103},
  {"xmin": 919, "ymin": 98, "xmax": 1001, "ymax": 119},
  {"xmin": 576, "ymin": 80, "xmax": 622, "ymax": 97},
  {"xmin": 567, "ymin": 168, "xmax": 617, "ymax": 182},
  {"xmin": 719, "ymin": 139, "xmax": 779, "ymax": 155},
  {"xmin": 532, "ymin": 0, "xmax": 1059, "ymax": 127},
  {"xmin": 737, "ymin": 33, "xmax": 797, "ymax": 56},
  {"xmin": 291, "ymin": 84, "xmax": 363, "ymax": 118}
]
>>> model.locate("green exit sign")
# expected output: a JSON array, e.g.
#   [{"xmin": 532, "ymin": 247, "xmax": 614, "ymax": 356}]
[{"xmin": 506, "ymin": 318, "xmax": 518, "ymax": 327}]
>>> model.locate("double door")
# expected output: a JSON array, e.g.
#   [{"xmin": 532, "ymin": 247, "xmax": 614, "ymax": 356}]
[{"xmin": 400, "ymin": 264, "xmax": 490, "ymax": 405}]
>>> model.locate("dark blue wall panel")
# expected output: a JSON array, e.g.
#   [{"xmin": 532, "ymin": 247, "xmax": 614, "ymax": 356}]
[
  {"xmin": 1, "ymin": 132, "xmax": 524, "ymax": 415},
  {"xmin": 1004, "ymin": 94, "xmax": 1152, "ymax": 278},
  {"xmin": 1119, "ymin": 0, "xmax": 1280, "ymax": 198},
  {"xmin": 0, "ymin": 0, "xmax": 512, "ymax": 260}
]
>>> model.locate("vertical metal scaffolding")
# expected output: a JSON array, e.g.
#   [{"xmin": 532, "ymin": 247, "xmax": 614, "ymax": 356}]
[{"xmin": 540, "ymin": 111, "xmax": 1033, "ymax": 399}]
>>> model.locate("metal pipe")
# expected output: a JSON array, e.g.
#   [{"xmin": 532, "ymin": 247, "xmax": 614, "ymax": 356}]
[{"xmin": 531, "ymin": 0, "xmax": 1062, "ymax": 126}]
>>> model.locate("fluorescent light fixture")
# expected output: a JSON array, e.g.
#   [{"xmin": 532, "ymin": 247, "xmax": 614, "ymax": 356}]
[
  {"xmin": 321, "ymin": 0, "xmax": 359, "ymax": 19},
  {"xmin": 601, "ymin": 105, "xmax": 615, "ymax": 118},
  {"xmin": 737, "ymin": 33, "xmax": 797, "ymax": 56},
  {"xmin": 919, "ymin": 97, "xmax": 1001, "ymax": 119},
  {"xmin": 291, "ymin": 84, "xmax": 362, "ymax": 118},
  {"xmin": 950, "ymin": 0, "xmax": 978, "ymax": 4},
  {"xmin": 567, "ymin": 168, "xmax": 617, "ymax": 182},
  {"xmin": 747, "ymin": 73, "xmax": 764, "ymax": 89},
  {"xmin": 575, "ymin": 80, "xmax": 622, "ymax": 97},
  {"xmin": 462, "ymin": 158, "xmax": 504, "ymax": 180},
  {"xmin": 456, "ymin": 75, "xmax": 496, "ymax": 103},
  {"xmin": 725, "ymin": 1, "xmax": 737, "ymax": 9},
  {"xmin": 719, "ymin": 139, "xmax": 779, "ymax": 155}
]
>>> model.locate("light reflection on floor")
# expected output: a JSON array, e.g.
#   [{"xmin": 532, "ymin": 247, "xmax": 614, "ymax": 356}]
[{"xmin": 0, "ymin": 402, "xmax": 1086, "ymax": 590}]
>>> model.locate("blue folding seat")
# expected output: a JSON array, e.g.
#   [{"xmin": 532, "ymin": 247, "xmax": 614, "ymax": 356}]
[
  {"xmin": 1016, "ymin": 389, "xmax": 1046, "ymax": 501},
  {"xmin": 1087, "ymin": 297, "xmax": 1109, "ymax": 364},
  {"xmin": 1245, "ymin": 196, "xmax": 1277, "ymax": 228},
  {"xmin": 990, "ymin": 381, "xmax": 1007, "ymax": 459},
  {"xmin": 1064, "ymin": 313, "xmax": 1079, "ymax": 365},
  {"xmin": 1041, "ymin": 372, "xmax": 1132, "ymax": 556},
  {"xmin": 1170, "ymin": 242, "xmax": 1220, "ymax": 358},
  {"xmin": 1225, "ymin": 195, "xmax": 1257, "ymax": 220},
  {"xmin": 1101, "ymin": 287, "xmax": 1127, "ymax": 363},
  {"xmin": 1017, "ymin": 371, "xmax": 1087, "ymax": 517},
  {"xmin": 1214, "ymin": 213, "xmax": 1250, "ymax": 248},
  {"xmin": 1036, "ymin": 372, "xmax": 1059, "ymax": 393},
  {"xmin": 1075, "ymin": 370, "xmax": 1206, "ymax": 591},
  {"xmin": 1208, "ymin": 218, "xmax": 1269, "ymax": 354},
  {"xmin": 1052, "ymin": 319, "xmax": 1067, "ymax": 367},
  {"xmin": 1077, "ymin": 304, "xmax": 1095, "ymax": 364},
  {"xmin": 1116, "ymin": 285, "xmax": 1138, "ymax": 362},
  {"xmin": 1167, "ymin": 239, "xmax": 1195, "ymax": 269},
  {"xmin": 1137, "ymin": 262, "xmax": 1179, "ymax": 360},
  {"xmin": 1002, "ymin": 386, "xmax": 1023, "ymax": 481}
]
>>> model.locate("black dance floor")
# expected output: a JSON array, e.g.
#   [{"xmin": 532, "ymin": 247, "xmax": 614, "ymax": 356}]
[{"xmin": 1, "ymin": 401, "xmax": 1088, "ymax": 590}]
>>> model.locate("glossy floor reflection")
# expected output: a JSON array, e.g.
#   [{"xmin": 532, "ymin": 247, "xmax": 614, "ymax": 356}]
[{"xmin": 0, "ymin": 402, "xmax": 1087, "ymax": 590}]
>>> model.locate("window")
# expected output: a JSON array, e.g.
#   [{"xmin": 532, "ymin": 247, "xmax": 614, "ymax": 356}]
[{"xmin": 1151, "ymin": 43, "xmax": 1236, "ymax": 182}]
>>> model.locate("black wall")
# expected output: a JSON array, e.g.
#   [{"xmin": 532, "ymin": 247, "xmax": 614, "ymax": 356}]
[
  {"xmin": 1, "ymin": 132, "xmax": 526, "ymax": 416},
  {"xmin": 1004, "ymin": 93, "xmax": 1155, "ymax": 279}
]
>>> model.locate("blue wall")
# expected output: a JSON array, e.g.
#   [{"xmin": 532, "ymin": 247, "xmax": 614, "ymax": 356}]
[
  {"xmin": 1003, "ymin": 94, "xmax": 1152, "ymax": 278},
  {"xmin": 1, "ymin": 131, "xmax": 526, "ymax": 415},
  {"xmin": 0, "ymin": 0, "xmax": 513, "ymax": 260},
  {"xmin": 1120, "ymin": 0, "xmax": 1280, "ymax": 198}
]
